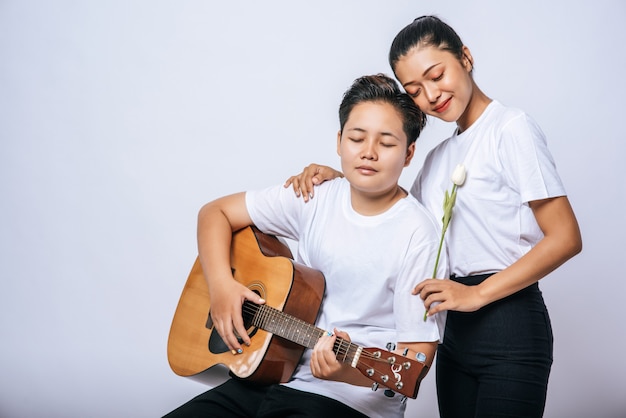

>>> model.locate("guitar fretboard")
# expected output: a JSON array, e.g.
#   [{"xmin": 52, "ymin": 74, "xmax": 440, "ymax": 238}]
[{"xmin": 244, "ymin": 301, "xmax": 362, "ymax": 366}]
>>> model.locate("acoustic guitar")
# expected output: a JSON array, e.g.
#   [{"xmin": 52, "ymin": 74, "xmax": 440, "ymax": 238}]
[{"xmin": 167, "ymin": 225, "xmax": 428, "ymax": 399}]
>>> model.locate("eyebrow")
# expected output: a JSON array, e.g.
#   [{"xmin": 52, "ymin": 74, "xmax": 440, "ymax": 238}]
[
  {"xmin": 347, "ymin": 127, "xmax": 402, "ymax": 141},
  {"xmin": 402, "ymin": 62, "xmax": 442, "ymax": 88}
]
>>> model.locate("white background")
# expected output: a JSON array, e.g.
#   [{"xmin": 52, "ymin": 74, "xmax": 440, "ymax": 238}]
[{"xmin": 1, "ymin": 1, "xmax": 625, "ymax": 417}]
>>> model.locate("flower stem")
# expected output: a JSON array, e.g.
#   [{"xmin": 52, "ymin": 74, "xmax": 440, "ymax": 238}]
[
  {"xmin": 423, "ymin": 183, "xmax": 457, "ymax": 321},
  {"xmin": 432, "ymin": 230, "xmax": 445, "ymax": 279}
]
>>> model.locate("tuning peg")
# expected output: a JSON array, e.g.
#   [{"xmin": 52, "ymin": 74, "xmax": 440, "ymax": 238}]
[
  {"xmin": 386, "ymin": 342, "xmax": 396, "ymax": 351},
  {"xmin": 371, "ymin": 382, "xmax": 379, "ymax": 392},
  {"xmin": 415, "ymin": 352, "xmax": 427, "ymax": 363},
  {"xmin": 400, "ymin": 396, "xmax": 408, "ymax": 404}
]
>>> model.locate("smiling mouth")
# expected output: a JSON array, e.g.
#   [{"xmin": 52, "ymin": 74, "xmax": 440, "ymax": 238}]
[{"xmin": 433, "ymin": 97, "xmax": 451, "ymax": 113}]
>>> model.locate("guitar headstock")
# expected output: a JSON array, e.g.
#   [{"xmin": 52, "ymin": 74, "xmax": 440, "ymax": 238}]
[{"xmin": 355, "ymin": 347, "xmax": 428, "ymax": 399}]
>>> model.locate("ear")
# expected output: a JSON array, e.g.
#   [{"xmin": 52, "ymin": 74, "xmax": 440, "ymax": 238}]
[
  {"xmin": 404, "ymin": 142, "xmax": 416, "ymax": 167},
  {"xmin": 462, "ymin": 45, "xmax": 474, "ymax": 72},
  {"xmin": 336, "ymin": 130, "xmax": 342, "ymax": 156}
]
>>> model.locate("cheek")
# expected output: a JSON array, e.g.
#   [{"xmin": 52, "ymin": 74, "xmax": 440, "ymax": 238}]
[
  {"xmin": 385, "ymin": 150, "xmax": 411, "ymax": 171},
  {"xmin": 338, "ymin": 142, "xmax": 360, "ymax": 161},
  {"xmin": 450, "ymin": 68, "xmax": 473, "ymax": 97}
]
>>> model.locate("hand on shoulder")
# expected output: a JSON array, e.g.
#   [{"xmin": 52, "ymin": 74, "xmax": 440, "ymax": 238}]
[{"xmin": 284, "ymin": 164, "xmax": 343, "ymax": 202}]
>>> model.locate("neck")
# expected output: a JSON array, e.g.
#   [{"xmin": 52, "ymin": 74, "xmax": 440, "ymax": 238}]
[
  {"xmin": 456, "ymin": 84, "xmax": 491, "ymax": 134},
  {"xmin": 350, "ymin": 185, "xmax": 407, "ymax": 216}
]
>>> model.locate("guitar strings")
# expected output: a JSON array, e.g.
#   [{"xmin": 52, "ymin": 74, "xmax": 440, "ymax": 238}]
[
  {"xmin": 241, "ymin": 302, "xmax": 409, "ymax": 363},
  {"xmin": 240, "ymin": 302, "xmax": 419, "ymax": 394}
]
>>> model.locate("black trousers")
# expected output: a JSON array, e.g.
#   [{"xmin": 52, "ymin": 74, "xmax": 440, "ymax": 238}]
[
  {"xmin": 437, "ymin": 274, "xmax": 554, "ymax": 418},
  {"xmin": 163, "ymin": 379, "xmax": 368, "ymax": 418}
]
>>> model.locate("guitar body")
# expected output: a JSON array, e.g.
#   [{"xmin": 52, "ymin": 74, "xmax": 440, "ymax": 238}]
[{"xmin": 167, "ymin": 226, "xmax": 326, "ymax": 385}]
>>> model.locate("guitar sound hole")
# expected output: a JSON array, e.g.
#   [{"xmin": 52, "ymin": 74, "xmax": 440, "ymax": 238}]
[
  {"xmin": 207, "ymin": 308, "xmax": 260, "ymax": 354},
  {"xmin": 206, "ymin": 288, "xmax": 262, "ymax": 353},
  {"xmin": 242, "ymin": 291, "xmax": 261, "ymax": 341}
]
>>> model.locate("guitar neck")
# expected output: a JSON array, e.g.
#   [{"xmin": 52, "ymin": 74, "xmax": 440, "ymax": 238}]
[
  {"xmin": 244, "ymin": 300, "xmax": 426, "ymax": 399},
  {"xmin": 244, "ymin": 301, "xmax": 363, "ymax": 366}
]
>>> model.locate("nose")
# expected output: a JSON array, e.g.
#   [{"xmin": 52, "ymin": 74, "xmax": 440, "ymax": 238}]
[
  {"xmin": 423, "ymin": 83, "xmax": 440, "ymax": 103},
  {"xmin": 361, "ymin": 142, "xmax": 377, "ymax": 160}
]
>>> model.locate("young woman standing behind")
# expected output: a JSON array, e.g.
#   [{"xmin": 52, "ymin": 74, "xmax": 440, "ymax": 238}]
[{"xmin": 286, "ymin": 15, "xmax": 582, "ymax": 417}]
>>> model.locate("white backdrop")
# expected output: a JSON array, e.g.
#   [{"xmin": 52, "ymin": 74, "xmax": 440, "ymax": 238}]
[{"xmin": 1, "ymin": 1, "xmax": 625, "ymax": 417}]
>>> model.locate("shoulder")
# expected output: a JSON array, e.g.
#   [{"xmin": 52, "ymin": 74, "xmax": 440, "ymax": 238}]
[
  {"xmin": 397, "ymin": 194, "xmax": 442, "ymax": 236},
  {"xmin": 421, "ymin": 128, "xmax": 456, "ymax": 168},
  {"xmin": 489, "ymin": 100, "xmax": 543, "ymax": 136},
  {"xmin": 322, "ymin": 176, "xmax": 349, "ymax": 189},
  {"xmin": 313, "ymin": 177, "xmax": 349, "ymax": 198},
  {"xmin": 248, "ymin": 177, "xmax": 347, "ymax": 204}
]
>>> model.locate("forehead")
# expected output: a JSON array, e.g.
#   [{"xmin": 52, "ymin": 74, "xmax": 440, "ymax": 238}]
[
  {"xmin": 395, "ymin": 45, "xmax": 455, "ymax": 81},
  {"xmin": 344, "ymin": 101, "xmax": 406, "ymax": 139}
]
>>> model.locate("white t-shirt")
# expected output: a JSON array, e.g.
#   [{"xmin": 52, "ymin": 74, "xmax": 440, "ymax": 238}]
[
  {"xmin": 246, "ymin": 177, "xmax": 446, "ymax": 418},
  {"xmin": 411, "ymin": 100, "xmax": 566, "ymax": 277}
]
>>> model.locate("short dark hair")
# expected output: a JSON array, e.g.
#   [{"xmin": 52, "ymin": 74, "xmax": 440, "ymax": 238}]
[{"xmin": 338, "ymin": 74, "xmax": 426, "ymax": 145}]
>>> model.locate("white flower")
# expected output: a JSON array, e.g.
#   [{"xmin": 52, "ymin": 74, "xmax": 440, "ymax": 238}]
[{"xmin": 451, "ymin": 164, "xmax": 466, "ymax": 186}]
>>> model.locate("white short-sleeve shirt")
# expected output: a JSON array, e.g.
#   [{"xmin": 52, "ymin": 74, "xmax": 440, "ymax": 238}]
[
  {"xmin": 412, "ymin": 100, "xmax": 566, "ymax": 277},
  {"xmin": 246, "ymin": 177, "xmax": 446, "ymax": 418}
]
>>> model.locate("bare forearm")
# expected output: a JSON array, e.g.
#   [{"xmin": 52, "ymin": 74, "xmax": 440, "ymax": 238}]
[
  {"xmin": 476, "ymin": 235, "xmax": 580, "ymax": 306},
  {"xmin": 476, "ymin": 196, "xmax": 582, "ymax": 307},
  {"xmin": 195, "ymin": 193, "xmax": 261, "ymax": 351}
]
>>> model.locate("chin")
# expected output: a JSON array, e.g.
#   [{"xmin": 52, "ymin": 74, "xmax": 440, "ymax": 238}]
[{"xmin": 433, "ymin": 110, "xmax": 461, "ymax": 124}]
